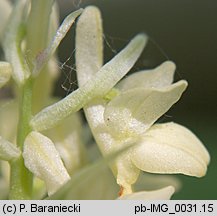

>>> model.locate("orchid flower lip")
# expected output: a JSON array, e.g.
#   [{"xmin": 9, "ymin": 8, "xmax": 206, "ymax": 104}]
[{"xmin": 75, "ymin": 5, "xmax": 210, "ymax": 198}]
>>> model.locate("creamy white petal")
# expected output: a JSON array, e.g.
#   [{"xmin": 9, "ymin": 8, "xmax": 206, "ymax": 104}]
[
  {"xmin": 132, "ymin": 122, "xmax": 210, "ymax": 177},
  {"xmin": 31, "ymin": 34, "xmax": 147, "ymax": 131},
  {"xmin": 23, "ymin": 131, "xmax": 70, "ymax": 196},
  {"xmin": 0, "ymin": 136, "xmax": 21, "ymax": 161},
  {"xmin": 104, "ymin": 81, "xmax": 187, "ymax": 138},
  {"xmin": 118, "ymin": 186, "xmax": 175, "ymax": 200},
  {"xmin": 33, "ymin": 9, "xmax": 83, "ymax": 75},
  {"xmin": 118, "ymin": 61, "xmax": 175, "ymax": 91},
  {"xmin": 0, "ymin": 0, "xmax": 12, "ymax": 39},
  {"xmin": 0, "ymin": 61, "xmax": 12, "ymax": 88},
  {"xmin": 76, "ymin": 6, "xmax": 103, "ymax": 86}
]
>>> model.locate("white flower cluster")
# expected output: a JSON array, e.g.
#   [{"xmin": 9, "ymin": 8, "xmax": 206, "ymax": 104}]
[{"xmin": 0, "ymin": 0, "xmax": 210, "ymax": 200}]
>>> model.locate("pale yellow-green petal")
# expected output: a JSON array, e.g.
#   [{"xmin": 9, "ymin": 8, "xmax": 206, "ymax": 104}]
[
  {"xmin": 132, "ymin": 122, "xmax": 210, "ymax": 177},
  {"xmin": 118, "ymin": 61, "xmax": 175, "ymax": 91},
  {"xmin": 118, "ymin": 186, "xmax": 175, "ymax": 200},
  {"xmin": 0, "ymin": 61, "xmax": 12, "ymax": 88},
  {"xmin": 104, "ymin": 80, "xmax": 187, "ymax": 138},
  {"xmin": 31, "ymin": 34, "xmax": 147, "ymax": 131},
  {"xmin": 76, "ymin": 6, "xmax": 103, "ymax": 86},
  {"xmin": 33, "ymin": 8, "xmax": 83, "ymax": 75},
  {"xmin": 23, "ymin": 131, "xmax": 70, "ymax": 196}
]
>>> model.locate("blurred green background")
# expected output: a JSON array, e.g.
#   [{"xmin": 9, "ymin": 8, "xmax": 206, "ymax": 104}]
[{"xmin": 56, "ymin": 0, "xmax": 217, "ymax": 199}]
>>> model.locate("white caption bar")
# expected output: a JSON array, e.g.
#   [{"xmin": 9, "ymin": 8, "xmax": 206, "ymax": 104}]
[{"xmin": 0, "ymin": 201, "xmax": 216, "ymax": 216}]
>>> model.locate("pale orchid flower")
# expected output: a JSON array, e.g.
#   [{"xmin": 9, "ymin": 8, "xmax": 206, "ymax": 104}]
[
  {"xmin": 75, "ymin": 6, "xmax": 210, "ymax": 197},
  {"xmin": 0, "ymin": 0, "xmax": 210, "ymax": 200}
]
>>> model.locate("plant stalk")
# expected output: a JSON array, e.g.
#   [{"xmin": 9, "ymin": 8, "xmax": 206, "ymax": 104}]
[{"xmin": 9, "ymin": 79, "xmax": 33, "ymax": 199}]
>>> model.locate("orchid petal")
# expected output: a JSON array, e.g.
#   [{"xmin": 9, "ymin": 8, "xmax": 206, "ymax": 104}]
[
  {"xmin": 33, "ymin": 8, "xmax": 83, "ymax": 75},
  {"xmin": 132, "ymin": 122, "xmax": 210, "ymax": 177},
  {"xmin": 31, "ymin": 33, "xmax": 147, "ymax": 131},
  {"xmin": 76, "ymin": 6, "xmax": 103, "ymax": 86},
  {"xmin": 104, "ymin": 80, "xmax": 187, "ymax": 138},
  {"xmin": 23, "ymin": 131, "xmax": 70, "ymax": 196},
  {"xmin": 118, "ymin": 186, "xmax": 175, "ymax": 200},
  {"xmin": 118, "ymin": 61, "xmax": 175, "ymax": 91}
]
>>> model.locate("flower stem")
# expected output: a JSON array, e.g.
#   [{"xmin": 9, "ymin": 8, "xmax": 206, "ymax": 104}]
[{"xmin": 9, "ymin": 79, "xmax": 33, "ymax": 199}]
